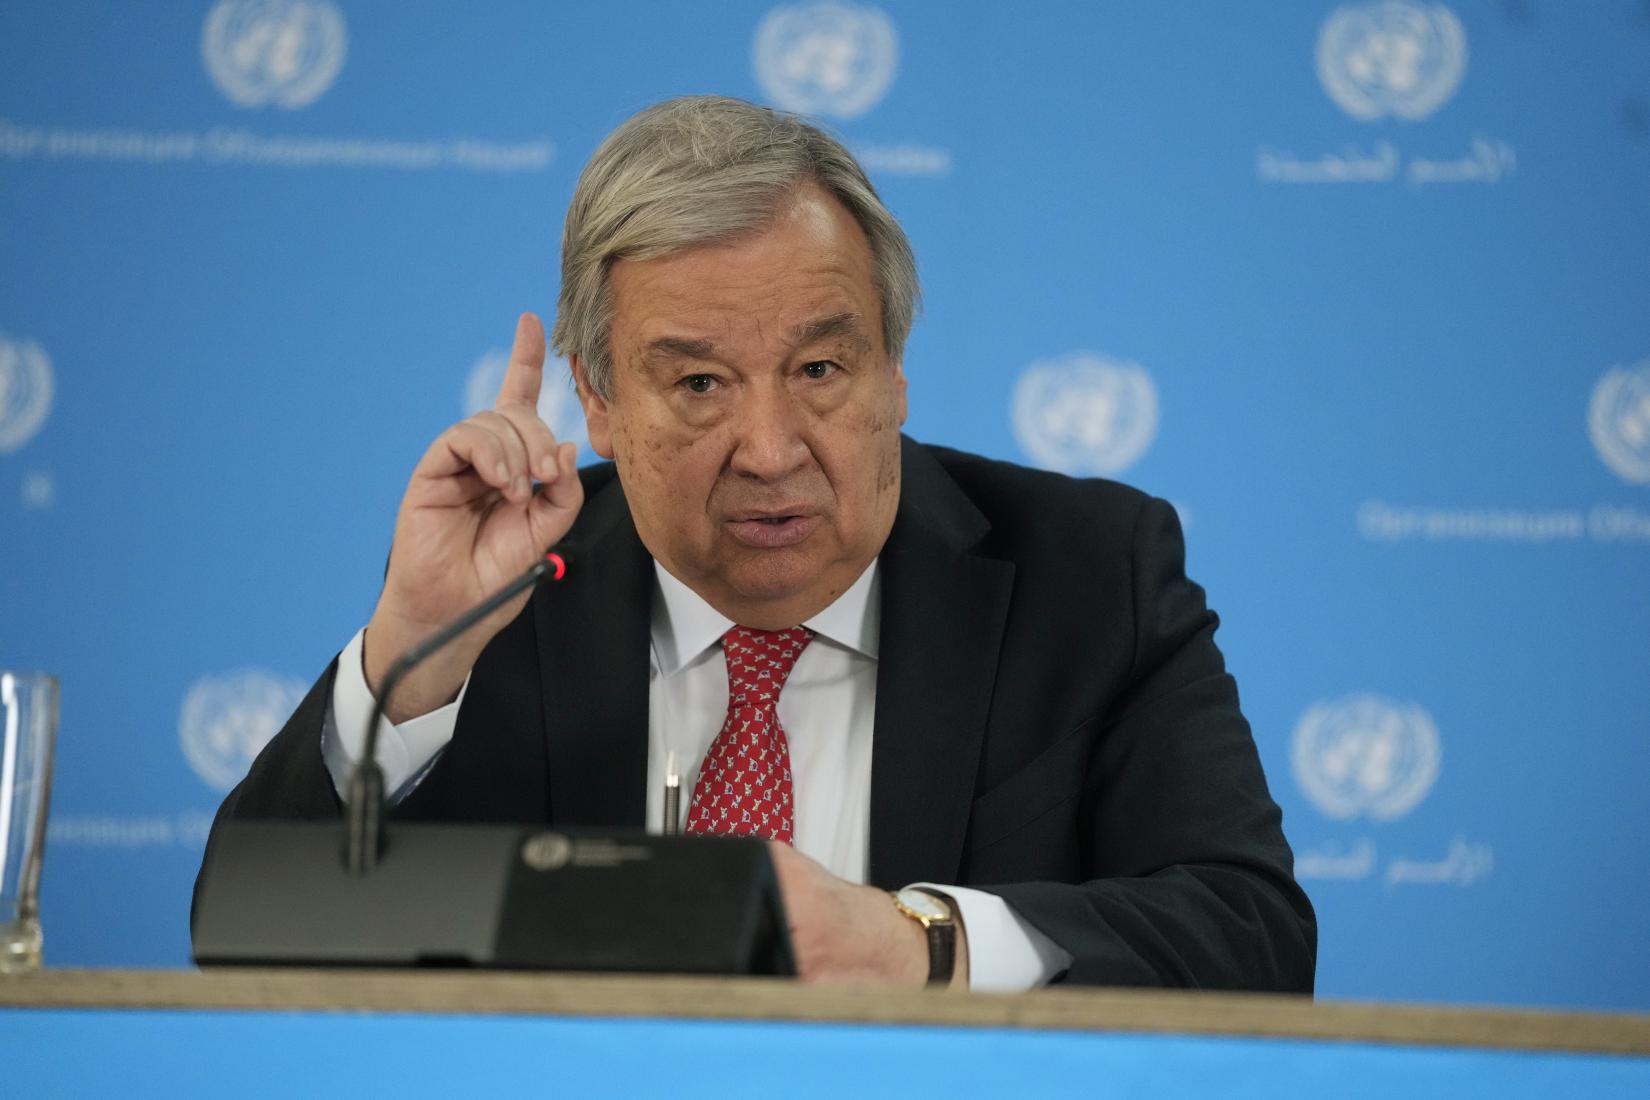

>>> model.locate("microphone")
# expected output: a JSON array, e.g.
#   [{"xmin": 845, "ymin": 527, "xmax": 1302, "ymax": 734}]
[
  {"xmin": 192, "ymin": 539, "xmax": 793, "ymax": 977},
  {"xmin": 345, "ymin": 548, "xmax": 570, "ymax": 876}
]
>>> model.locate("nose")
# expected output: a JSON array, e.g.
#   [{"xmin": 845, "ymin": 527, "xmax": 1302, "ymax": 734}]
[{"xmin": 727, "ymin": 378, "xmax": 811, "ymax": 482}]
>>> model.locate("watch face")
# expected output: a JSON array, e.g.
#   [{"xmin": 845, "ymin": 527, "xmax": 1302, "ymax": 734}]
[{"xmin": 896, "ymin": 888, "xmax": 950, "ymax": 921}]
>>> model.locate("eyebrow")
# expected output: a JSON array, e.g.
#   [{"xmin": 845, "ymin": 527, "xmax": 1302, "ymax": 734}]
[
  {"xmin": 641, "ymin": 335, "xmax": 718, "ymax": 363},
  {"xmin": 791, "ymin": 312, "xmax": 869, "ymax": 349},
  {"xmin": 639, "ymin": 312, "xmax": 871, "ymax": 368}
]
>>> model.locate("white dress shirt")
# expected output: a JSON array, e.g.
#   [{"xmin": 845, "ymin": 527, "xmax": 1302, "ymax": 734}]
[{"xmin": 322, "ymin": 560, "xmax": 1072, "ymax": 991}]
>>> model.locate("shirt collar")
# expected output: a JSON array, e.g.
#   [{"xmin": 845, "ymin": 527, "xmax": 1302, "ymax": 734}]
[{"xmin": 650, "ymin": 558, "xmax": 881, "ymax": 677}]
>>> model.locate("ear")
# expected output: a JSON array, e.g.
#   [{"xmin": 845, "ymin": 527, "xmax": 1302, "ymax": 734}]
[
  {"xmin": 894, "ymin": 359, "xmax": 909, "ymax": 427},
  {"xmin": 570, "ymin": 354, "xmax": 616, "ymax": 460}
]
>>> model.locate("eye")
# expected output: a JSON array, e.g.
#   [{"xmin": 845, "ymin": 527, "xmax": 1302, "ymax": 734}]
[
  {"xmin": 680, "ymin": 374, "xmax": 718, "ymax": 395},
  {"xmin": 801, "ymin": 360, "xmax": 838, "ymax": 380}
]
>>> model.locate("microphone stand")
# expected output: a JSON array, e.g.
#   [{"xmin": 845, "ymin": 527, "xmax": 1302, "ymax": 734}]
[
  {"xmin": 345, "ymin": 551, "xmax": 567, "ymax": 875},
  {"xmin": 194, "ymin": 536, "xmax": 793, "ymax": 976}
]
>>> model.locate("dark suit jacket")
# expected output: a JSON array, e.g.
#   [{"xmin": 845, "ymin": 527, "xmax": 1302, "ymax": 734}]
[{"xmin": 206, "ymin": 437, "xmax": 1316, "ymax": 990}]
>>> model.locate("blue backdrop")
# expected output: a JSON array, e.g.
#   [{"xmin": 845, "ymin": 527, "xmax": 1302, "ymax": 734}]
[{"xmin": 3, "ymin": 1, "xmax": 1647, "ymax": 1010}]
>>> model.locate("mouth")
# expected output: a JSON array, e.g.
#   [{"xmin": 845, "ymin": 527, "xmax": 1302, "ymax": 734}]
[{"xmin": 726, "ymin": 511, "xmax": 821, "ymax": 549}]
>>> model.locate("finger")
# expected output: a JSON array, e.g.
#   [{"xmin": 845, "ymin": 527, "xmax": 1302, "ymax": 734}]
[
  {"xmin": 495, "ymin": 312, "xmax": 546, "ymax": 411},
  {"xmin": 538, "ymin": 442, "xmax": 583, "ymax": 511},
  {"xmin": 469, "ymin": 410, "xmax": 535, "ymax": 501},
  {"xmin": 433, "ymin": 420, "xmax": 518, "ymax": 498},
  {"xmin": 529, "ymin": 443, "xmax": 584, "ymax": 544},
  {"xmin": 490, "ymin": 401, "xmax": 561, "ymax": 483}
]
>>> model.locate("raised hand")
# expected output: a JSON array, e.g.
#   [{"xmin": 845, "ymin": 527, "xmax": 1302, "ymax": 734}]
[{"xmin": 362, "ymin": 312, "xmax": 584, "ymax": 721}]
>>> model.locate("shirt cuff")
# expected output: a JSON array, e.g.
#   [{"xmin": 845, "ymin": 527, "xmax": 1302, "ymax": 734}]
[
  {"xmin": 911, "ymin": 882, "xmax": 1074, "ymax": 992},
  {"xmin": 321, "ymin": 627, "xmax": 468, "ymax": 800}
]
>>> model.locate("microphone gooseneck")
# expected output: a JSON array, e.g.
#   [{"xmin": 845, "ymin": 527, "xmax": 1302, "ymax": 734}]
[{"xmin": 345, "ymin": 548, "xmax": 569, "ymax": 876}]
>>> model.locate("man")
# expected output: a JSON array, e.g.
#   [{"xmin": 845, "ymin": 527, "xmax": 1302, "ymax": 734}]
[{"xmin": 204, "ymin": 96, "xmax": 1315, "ymax": 992}]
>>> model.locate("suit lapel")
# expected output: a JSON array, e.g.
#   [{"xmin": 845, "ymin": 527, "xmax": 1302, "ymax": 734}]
[
  {"xmin": 868, "ymin": 440, "xmax": 1015, "ymax": 889},
  {"xmin": 535, "ymin": 469, "xmax": 653, "ymax": 827},
  {"xmin": 533, "ymin": 442, "xmax": 1016, "ymax": 858}
]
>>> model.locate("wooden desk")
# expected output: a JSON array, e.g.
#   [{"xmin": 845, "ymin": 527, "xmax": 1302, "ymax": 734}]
[{"xmin": 5, "ymin": 969, "xmax": 1649, "ymax": 1096}]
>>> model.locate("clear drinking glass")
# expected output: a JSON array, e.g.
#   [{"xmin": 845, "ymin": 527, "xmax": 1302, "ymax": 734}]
[{"xmin": 1, "ymin": 671, "xmax": 59, "ymax": 973}]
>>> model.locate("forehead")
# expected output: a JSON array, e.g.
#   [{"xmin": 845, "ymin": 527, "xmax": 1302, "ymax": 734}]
[{"xmin": 607, "ymin": 187, "xmax": 883, "ymax": 356}]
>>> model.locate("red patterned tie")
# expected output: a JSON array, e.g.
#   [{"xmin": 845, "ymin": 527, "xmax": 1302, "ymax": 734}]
[{"xmin": 684, "ymin": 626, "xmax": 814, "ymax": 843}]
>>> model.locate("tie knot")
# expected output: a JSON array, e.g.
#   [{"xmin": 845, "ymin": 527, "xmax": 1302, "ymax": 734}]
[{"xmin": 722, "ymin": 626, "xmax": 813, "ymax": 702}]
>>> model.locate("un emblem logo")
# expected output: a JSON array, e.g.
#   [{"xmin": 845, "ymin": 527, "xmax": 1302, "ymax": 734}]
[
  {"xmin": 1589, "ymin": 361, "xmax": 1650, "ymax": 485},
  {"xmin": 179, "ymin": 669, "xmax": 307, "ymax": 791},
  {"xmin": 1316, "ymin": 1, "xmax": 1468, "ymax": 122},
  {"xmin": 1012, "ymin": 353, "xmax": 1159, "ymax": 477},
  {"xmin": 0, "ymin": 336, "xmax": 54, "ymax": 455},
  {"xmin": 753, "ymin": 1, "xmax": 899, "ymax": 120},
  {"xmin": 463, "ymin": 351, "xmax": 589, "ymax": 453},
  {"xmin": 201, "ymin": 0, "xmax": 348, "ymax": 109},
  {"xmin": 1292, "ymin": 694, "xmax": 1442, "ymax": 821}
]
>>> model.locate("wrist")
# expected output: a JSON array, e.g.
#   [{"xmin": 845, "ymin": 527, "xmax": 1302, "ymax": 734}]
[
  {"xmin": 360, "ymin": 618, "xmax": 475, "ymax": 723},
  {"xmin": 848, "ymin": 883, "xmax": 927, "ymax": 985}
]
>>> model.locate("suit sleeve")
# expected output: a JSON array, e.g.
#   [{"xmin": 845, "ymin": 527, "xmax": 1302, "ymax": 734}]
[
  {"xmin": 984, "ymin": 497, "xmax": 1318, "ymax": 993},
  {"xmin": 206, "ymin": 658, "xmax": 346, "ymax": 823}
]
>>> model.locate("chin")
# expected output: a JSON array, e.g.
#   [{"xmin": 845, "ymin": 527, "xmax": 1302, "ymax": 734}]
[
  {"xmin": 718, "ymin": 549, "xmax": 839, "ymax": 605},
  {"xmin": 727, "ymin": 563, "xmax": 820, "ymax": 602}
]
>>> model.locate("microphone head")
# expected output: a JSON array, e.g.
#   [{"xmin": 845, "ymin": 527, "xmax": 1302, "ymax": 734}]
[{"xmin": 544, "ymin": 541, "xmax": 575, "ymax": 582}]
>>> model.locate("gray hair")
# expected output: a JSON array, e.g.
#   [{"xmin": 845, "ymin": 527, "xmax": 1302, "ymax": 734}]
[{"xmin": 550, "ymin": 96, "xmax": 920, "ymax": 399}]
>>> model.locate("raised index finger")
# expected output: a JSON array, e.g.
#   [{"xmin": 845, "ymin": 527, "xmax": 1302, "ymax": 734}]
[{"xmin": 496, "ymin": 311, "xmax": 546, "ymax": 410}]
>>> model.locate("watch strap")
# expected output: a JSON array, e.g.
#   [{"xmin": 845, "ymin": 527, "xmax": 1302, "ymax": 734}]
[{"xmin": 901, "ymin": 888, "xmax": 957, "ymax": 987}]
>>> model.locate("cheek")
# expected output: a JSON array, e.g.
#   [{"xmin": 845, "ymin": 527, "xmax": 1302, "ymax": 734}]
[
  {"xmin": 875, "ymin": 436, "xmax": 899, "ymax": 493},
  {"xmin": 848, "ymin": 389, "xmax": 903, "ymax": 494},
  {"xmin": 611, "ymin": 396, "xmax": 689, "ymax": 469},
  {"xmin": 826, "ymin": 397, "xmax": 902, "ymax": 507},
  {"xmin": 618, "ymin": 417, "xmax": 724, "ymax": 518},
  {"xmin": 870, "ymin": 405, "xmax": 901, "ymax": 493}
]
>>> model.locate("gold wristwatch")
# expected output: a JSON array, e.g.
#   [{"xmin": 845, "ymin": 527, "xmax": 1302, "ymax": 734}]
[{"xmin": 891, "ymin": 887, "xmax": 957, "ymax": 986}]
